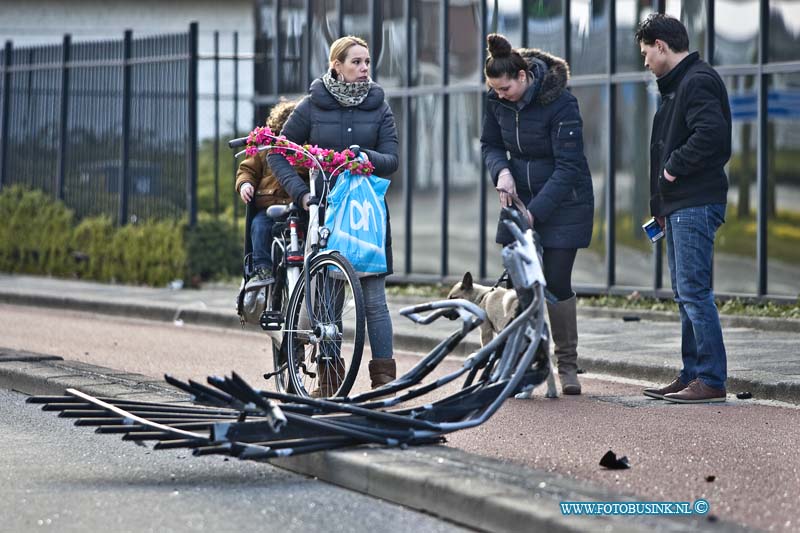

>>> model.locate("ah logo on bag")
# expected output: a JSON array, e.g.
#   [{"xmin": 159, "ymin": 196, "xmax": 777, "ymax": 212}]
[
  {"xmin": 325, "ymin": 170, "xmax": 390, "ymax": 274},
  {"xmin": 350, "ymin": 198, "xmax": 378, "ymax": 232}
]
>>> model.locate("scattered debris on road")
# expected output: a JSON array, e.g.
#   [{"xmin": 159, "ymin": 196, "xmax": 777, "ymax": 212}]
[{"xmin": 599, "ymin": 450, "xmax": 630, "ymax": 470}]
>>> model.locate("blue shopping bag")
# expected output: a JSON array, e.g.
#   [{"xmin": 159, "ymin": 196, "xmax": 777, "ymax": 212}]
[{"xmin": 324, "ymin": 170, "xmax": 390, "ymax": 274}]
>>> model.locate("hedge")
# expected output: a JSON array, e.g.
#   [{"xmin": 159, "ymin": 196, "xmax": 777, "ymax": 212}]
[{"xmin": 0, "ymin": 186, "xmax": 241, "ymax": 286}]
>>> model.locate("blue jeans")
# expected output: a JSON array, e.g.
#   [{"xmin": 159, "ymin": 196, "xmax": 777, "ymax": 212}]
[
  {"xmin": 250, "ymin": 210, "xmax": 274, "ymax": 271},
  {"xmin": 665, "ymin": 203, "xmax": 727, "ymax": 389},
  {"xmin": 361, "ymin": 275, "xmax": 393, "ymax": 359}
]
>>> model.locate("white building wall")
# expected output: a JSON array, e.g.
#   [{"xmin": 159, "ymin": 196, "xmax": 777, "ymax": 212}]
[
  {"xmin": 0, "ymin": 0, "xmax": 258, "ymax": 139},
  {"xmin": 0, "ymin": 0, "xmax": 253, "ymax": 50}
]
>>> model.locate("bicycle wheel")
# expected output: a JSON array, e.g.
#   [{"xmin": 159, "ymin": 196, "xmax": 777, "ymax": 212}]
[
  {"xmin": 285, "ymin": 252, "xmax": 365, "ymax": 398},
  {"xmin": 270, "ymin": 263, "xmax": 292, "ymax": 393}
]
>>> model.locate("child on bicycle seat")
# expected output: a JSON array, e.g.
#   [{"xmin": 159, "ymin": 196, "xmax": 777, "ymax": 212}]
[{"xmin": 235, "ymin": 99, "xmax": 304, "ymax": 285}]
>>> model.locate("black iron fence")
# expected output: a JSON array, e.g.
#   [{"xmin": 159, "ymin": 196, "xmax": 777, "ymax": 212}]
[
  {"xmin": 2, "ymin": 8, "xmax": 799, "ymax": 300},
  {"xmin": 0, "ymin": 24, "xmax": 198, "ymax": 225}
]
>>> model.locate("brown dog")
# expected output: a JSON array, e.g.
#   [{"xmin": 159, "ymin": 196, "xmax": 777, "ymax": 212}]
[{"xmin": 448, "ymin": 272, "xmax": 558, "ymax": 399}]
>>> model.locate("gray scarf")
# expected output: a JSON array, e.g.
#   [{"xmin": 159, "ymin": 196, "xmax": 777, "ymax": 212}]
[{"xmin": 322, "ymin": 69, "xmax": 372, "ymax": 107}]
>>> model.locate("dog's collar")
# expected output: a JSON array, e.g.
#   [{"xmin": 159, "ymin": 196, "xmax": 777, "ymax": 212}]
[{"xmin": 478, "ymin": 288, "xmax": 496, "ymax": 305}]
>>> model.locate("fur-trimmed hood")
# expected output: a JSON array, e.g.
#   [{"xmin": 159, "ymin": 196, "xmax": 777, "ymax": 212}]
[{"xmin": 517, "ymin": 48, "xmax": 570, "ymax": 106}]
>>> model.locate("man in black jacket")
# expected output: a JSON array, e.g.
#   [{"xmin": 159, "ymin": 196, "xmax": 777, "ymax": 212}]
[{"xmin": 636, "ymin": 14, "xmax": 731, "ymax": 403}]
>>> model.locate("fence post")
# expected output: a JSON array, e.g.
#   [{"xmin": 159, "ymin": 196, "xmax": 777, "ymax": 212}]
[
  {"xmin": 213, "ymin": 31, "xmax": 220, "ymax": 217},
  {"xmin": 119, "ymin": 30, "xmax": 132, "ymax": 226},
  {"xmin": 187, "ymin": 22, "xmax": 199, "ymax": 227},
  {"xmin": 303, "ymin": 0, "xmax": 312, "ymax": 90},
  {"xmin": 479, "ymin": 0, "xmax": 488, "ymax": 280},
  {"xmin": 232, "ymin": 31, "xmax": 239, "ymax": 234},
  {"xmin": 0, "ymin": 41, "xmax": 12, "ymax": 191},
  {"xmin": 440, "ymin": 0, "xmax": 449, "ymax": 279},
  {"xmin": 56, "ymin": 34, "xmax": 71, "ymax": 201},
  {"xmin": 605, "ymin": 0, "xmax": 616, "ymax": 289},
  {"xmin": 403, "ymin": 0, "xmax": 413, "ymax": 275}
]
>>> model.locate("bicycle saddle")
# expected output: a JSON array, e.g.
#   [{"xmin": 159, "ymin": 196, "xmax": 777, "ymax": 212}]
[{"xmin": 266, "ymin": 203, "xmax": 297, "ymax": 222}]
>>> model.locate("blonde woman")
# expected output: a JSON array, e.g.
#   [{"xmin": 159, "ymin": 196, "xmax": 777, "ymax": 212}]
[{"xmin": 268, "ymin": 36, "xmax": 399, "ymax": 396}]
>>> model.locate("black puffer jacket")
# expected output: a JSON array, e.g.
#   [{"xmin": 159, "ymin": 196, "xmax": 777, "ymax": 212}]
[
  {"xmin": 649, "ymin": 52, "xmax": 731, "ymax": 217},
  {"xmin": 267, "ymin": 76, "xmax": 399, "ymax": 275},
  {"xmin": 481, "ymin": 49, "xmax": 594, "ymax": 248}
]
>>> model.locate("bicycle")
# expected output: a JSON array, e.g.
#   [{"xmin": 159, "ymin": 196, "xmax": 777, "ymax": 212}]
[{"xmin": 229, "ymin": 135, "xmax": 367, "ymax": 398}]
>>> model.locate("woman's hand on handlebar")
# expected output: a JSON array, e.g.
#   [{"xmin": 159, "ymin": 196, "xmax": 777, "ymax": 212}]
[
  {"xmin": 239, "ymin": 183, "xmax": 255, "ymax": 204},
  {"xmin": 496, "ymin": 169, "xmax": 516, "ymax": 207},
  {"xmin": 301, "ymin": 192, "xmax": 311, "ymax": 210}
]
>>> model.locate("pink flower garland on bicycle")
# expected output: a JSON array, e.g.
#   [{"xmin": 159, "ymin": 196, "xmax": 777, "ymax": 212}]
[{"xmin": 245, "ymin": 126, "xmax": 375, "ymax": 176}]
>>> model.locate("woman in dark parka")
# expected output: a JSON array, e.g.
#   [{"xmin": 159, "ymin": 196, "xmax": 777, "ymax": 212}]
[
  {"xmin": 480, "ymin": 33, "xmax": 594, "ymax": 395},
  {"xmin": 267, "ymin": 35, "xmax": 399, "ymax": 397}
]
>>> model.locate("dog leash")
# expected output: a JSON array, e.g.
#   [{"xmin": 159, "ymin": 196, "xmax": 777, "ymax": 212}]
[{"xmin": 491, "ymin": 270, "xmax": 509, "ymax": 289}]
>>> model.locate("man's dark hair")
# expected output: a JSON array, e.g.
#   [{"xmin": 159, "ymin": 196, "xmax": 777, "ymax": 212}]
[{"xmin": 634, "ymin": 14, "xmax": 689, "ymax": 52}]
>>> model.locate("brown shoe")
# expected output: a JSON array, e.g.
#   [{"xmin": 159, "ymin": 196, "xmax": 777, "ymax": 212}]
[
  {"xmin": 643, "ymin": 378, "xmax": 688, "ymax": 400},
  {"xmin": 663, "ymin": 379, "xmax": 726, "ymax": 404}
]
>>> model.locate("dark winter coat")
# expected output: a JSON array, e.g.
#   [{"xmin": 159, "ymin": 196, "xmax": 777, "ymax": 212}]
[
  {"xmin": 649, "ymin": 52, "xmax": 731, "ymax": 217},
  {"xmin": 481, "ymin": 49, "xmax": 594, "ymax": 248},
  {"xmin": 267, "ymin": 77, "xmax": 399, "ymax": 275}
]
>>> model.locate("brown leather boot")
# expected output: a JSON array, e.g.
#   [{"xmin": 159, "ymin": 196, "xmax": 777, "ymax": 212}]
[
  {"xmin": 311, "ymin": 357, "xmax": 345, "ymax": 398},
  {"xmin": 368, "ymin": 359, "xmax": 396, "ymax": 389},
  {"xmin": 547, "ymin": 294, "xmax": 581, "ymax": 395}
]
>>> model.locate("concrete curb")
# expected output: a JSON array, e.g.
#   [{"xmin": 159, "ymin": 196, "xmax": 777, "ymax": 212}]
[
  {"xmin": 1, "ymin": 350, "xmax": 738, "ymax": 533},
  {"xmin": 5, "ymin": 289, "xmax": 800, "ymax": 333},
  {"xmin": 4, "ymin": 289, "xmax": 799, "ymax": 404},
  {"xmin": 578, "ymin": 305, "xmax": 800, "ymax": 333},
  {"xmin": 0, "ymin": 291, "xmax": 242, "ymax": 329}
]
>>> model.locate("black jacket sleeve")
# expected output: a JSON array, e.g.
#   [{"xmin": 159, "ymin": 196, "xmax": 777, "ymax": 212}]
[
  {"xmin": 267, "ymin": 97, "xmax": 313, "ymax": 206},
  {"xmin": 480, "ymin": 101, "xmax": 510, "ymax": 186},
  {"xmin": 362, "ymin": 103, "xmax": 399, "ymax": 176},
  {"xmin": 664, "ymin": 73, "xmax": 729, "ymax": 178},
  {"xmin": 528, "ymin": 99, "xmax": 586, "ymax": 222}
]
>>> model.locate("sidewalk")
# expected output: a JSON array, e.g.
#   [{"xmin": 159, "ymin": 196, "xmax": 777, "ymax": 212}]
[{"xmin": 2, "ymin": 273, "xmax": 799, "ymax": 404}]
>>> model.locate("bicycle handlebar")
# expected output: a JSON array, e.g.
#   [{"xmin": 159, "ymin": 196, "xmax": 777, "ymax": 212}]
[
  {"xmin": 228, "ymin": 137, "xmax": 248, "ymax": 149},
  {"xmin": 227, "ymin": 135, "xmax": 363, "ymax": 179}
]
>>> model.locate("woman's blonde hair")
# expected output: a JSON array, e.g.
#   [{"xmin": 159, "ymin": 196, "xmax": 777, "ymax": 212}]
[{"xmin": 328, "ymin": 35, "xmax": 369, "ymax": 71}]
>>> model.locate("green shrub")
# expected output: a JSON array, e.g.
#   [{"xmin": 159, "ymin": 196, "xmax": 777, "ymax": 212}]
[
  {"xmin": 3, "ymin": 187, "xmax": 268, "ymax": 287},
  {"xmin": 0, "ymin": 186, "xmax": 74, "ymax": 275},
  {"xmin": 108, "ymin": 219, "xmax": 187, "ymax": 286},
  {"xmin": 185, "ymin": 215, "xmax": 242, "ymax": 283},
  {"xmin": 71, "ymin": 215, "xmax": 116, "ymax": 281}
]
